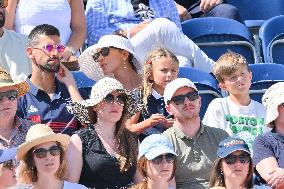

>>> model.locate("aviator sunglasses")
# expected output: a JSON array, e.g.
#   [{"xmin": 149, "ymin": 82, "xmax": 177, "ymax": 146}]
[
  {"xmin": 33, "ymin": 145, "xmax": 61, "ymax": 159},
  {"xmin": 0, "ymin": 0, "xmax": 8, "ymax": 8},
  {"xmin": 103, "ymin": 93, "xmax": 126, "ymax": 105},
  {"xmin": 34, "ymin": 44, "xmax": 66, "ymax": 54},
  {"xmin": 224, "ymin": 153, "xmax": 250, "ymax": 164},
  {"xmin": 0, "ymin": 90, "xmax": 18, "ymax": 101},
  {"xmin": 151, "ymin": 154, "xmax": 176, "ymax": 164},
  {"xmin": 169, "ymin": 91, "xmax": 199, "ymax": 105}
]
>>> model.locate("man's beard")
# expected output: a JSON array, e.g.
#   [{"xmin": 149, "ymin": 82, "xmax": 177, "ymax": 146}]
[
  {"xmin": 39, "ymin": 62, "xmax": 60, "ymax": 73},
  {"xmin": 0, "ymin": 10, "xmax": 5, "ymax": 28}
]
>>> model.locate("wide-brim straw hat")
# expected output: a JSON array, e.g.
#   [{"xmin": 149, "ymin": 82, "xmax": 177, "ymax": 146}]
[
  {"xmin": 262, "ymin": 82, "xmax": 284, "ymax": 127},
  {"xmin": 17, "ymin": 124, "xmax": 70, "ymax": 160},
  {"xmin": 0, "ymin": 68, "xmax": 29, "ymax": 96},
  {"xmin": 72, "ymin": 77, "xmax": 136, "ymax": 125},
  {"xmin": 79, "ymin": 35, "xmax": 142, "ymax": 81}
]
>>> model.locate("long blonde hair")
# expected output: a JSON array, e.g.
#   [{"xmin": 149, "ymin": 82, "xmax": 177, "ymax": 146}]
[{"xmin": 142, "ymin": 48, "xmax": 179, "ymax": 106}]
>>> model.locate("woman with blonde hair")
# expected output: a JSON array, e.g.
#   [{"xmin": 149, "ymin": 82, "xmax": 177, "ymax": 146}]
[
  {"xmin": 130, "ymin": 134, "xmax": 177, "ymax": 189},
  {"xmin": 0, "ymin": 147, "xmax": 17, "ymax": 189},
  {"xmin": 12, "ymin": 124, "xmax": 87, "ymax": 189}
]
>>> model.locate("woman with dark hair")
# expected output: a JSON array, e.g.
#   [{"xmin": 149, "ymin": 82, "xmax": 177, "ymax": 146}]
[
  {"xmin": 66, "ymin": 77, "xmax": 139, "ymax": 188},
  {"xmin": 209, "ymin": 137, "xmax": 253, "ymax": 189},
  {"xmin": 12, "ymin": 124, "xmax": 87, "ymax": 189},
  {"xmin": 130, "ymin": 134, "xmax": 177, "ymax": 189}
]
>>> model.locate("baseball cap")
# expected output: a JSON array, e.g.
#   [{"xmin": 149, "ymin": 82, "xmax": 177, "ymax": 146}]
[
  {"xmin": 138, "ymin": 134, "xmax": 177, "ymax": 160},
  {"xmin": 217, "ymin": 137, "xmax": 250, "ymax": 158},
  {"xmin": 163, "ymin": 78, "xmax": 198, "ymax": 104},
  {"xmin": 0, "ymin": 147, "xmax": 17, "ymax": 163}
]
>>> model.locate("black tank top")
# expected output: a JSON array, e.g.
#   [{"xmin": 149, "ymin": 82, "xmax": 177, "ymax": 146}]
[{"xmin": 77, "ymin": 127, "xmax": 136, "ymax": 188}]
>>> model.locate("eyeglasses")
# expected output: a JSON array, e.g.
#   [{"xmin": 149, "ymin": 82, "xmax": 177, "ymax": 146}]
[
  {"xmin": 170, "ymin": 91, "xmax": 199, "ymax": 105},
  {"xmin": 103, "ymin": 93, "xmax": 126, "ymax": 105},
  {"xmin": 151, "ymin": 154, "xmax": 176, "ymax": 164},
  {"xmin": 92, "ymin": 47, "xmax": 110, "ymax": 62},
  {"xmin": 0, "ymin": 90, "xmax": 18, "ymax": 102},
  {"xmin": 224, "ymin": 153, "xmax": 250, "ymax": 164},
  {"xmin": 2, "ymin": 159, "xmax": 17, "ymax": 170},
  {"xmin": 34, "ymin": 44, "xmax": 66, "ymax": 54},
  {"xmin": 33, "ymin": 145, "xmax": 61, "ymax": 159},
  {"xmin": 0, "ymin": 0, "xmax": 8, "ymax": 8}
]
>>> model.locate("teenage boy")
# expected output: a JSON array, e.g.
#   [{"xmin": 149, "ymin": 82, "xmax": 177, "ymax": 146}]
[{"xmin": 203, "ymin": 51, "xmax": 267, "ymax": 150}]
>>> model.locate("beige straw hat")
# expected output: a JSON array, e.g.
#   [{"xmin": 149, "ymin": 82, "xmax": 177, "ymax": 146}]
[
  {"xmin": 17, "ymin": 124, "xmax": 70, "ymax": 160},
  {"xmin": 0, "ymin": 67, "xmax": 29, "ymax": 97}
]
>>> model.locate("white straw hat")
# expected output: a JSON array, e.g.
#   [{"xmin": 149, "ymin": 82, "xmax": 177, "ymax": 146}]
[{"xmin": 79, "ymin": 35, "xmax": 142, "ymax": 81}]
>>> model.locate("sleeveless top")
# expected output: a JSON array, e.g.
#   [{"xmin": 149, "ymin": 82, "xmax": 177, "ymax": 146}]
[
  {"xmin": 14, "ymin": 0, "xmax": 72, "ymax": 45},
  {"xmin": 77, "ymin": 127, "xmax": 136, "ymax": 189}
]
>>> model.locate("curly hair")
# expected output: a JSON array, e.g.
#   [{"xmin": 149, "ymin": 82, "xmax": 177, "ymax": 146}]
[
  {"xmin": 142, "ymin": 48, "xmax": 179, "ymax": 107},
  {"xmin": 18, "ymin": 142, "xmax": 67, "ymax": 184}
]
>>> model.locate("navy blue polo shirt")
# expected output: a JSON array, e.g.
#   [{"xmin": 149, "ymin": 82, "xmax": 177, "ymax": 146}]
[
  {"xmin": 139, "ymin": 90, "xmax": 170, "ymax": 140},
  {"xmin": 17, "ymin": 77, "xmax": 82, "ymax": 135}
]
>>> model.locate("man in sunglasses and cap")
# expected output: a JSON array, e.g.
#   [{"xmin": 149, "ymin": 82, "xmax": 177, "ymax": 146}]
[
  {"xmin": 162, "ymin": 78, "xmax": 229, "ymax": 189},
  {"xmin": 0, "ymin": 0, "xmax": 31, "ymax": 83},
  {"xmin": 17, "ymin": 24, "xmax": 86, "ymax": 136}
]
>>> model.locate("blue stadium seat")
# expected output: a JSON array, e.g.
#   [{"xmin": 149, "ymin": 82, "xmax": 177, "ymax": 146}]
[
  {"xmin": 182, "ymin": 17, "xmax": 257, "ymax": 64},
  {"xmin": 249, "ymin": 64, "xmax": 284, "ymax": 103},
  {"xmin": 72, "ymin": 71, "xmax": 96, "ymax": 97},
  {"xmin": 178, "ymin": 67, "xmax": 222, "ymax": 119},
  {"xmin": 259, "ymin": 15, "xmax": 284, "ymax": 64},
  {"xmin": 226, "ymin": 0, "xmax": 284, "ymax": 28}
]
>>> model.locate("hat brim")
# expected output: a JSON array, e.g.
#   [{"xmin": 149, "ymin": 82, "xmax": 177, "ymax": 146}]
[
  {"xmin": 218, "ymin": 148, "xmax": 251, "ymax": 159},
  {"xmin": 0, "ymin": 81, "xmax": 29, "ymax": 97},
  {"xmin": 17, "ymin": 134, "xmax": 70, "ymax": 160},
  {"xmin": 265, "ymin": 98, "xmax": 284, "ymax": 127},
  {"xmin": 0, "ymin": 147, "xmax": 17, "ymax": 163},
  {"xmin": 143, "ymin": 146, "xmax": 177, "ymax": 160}
]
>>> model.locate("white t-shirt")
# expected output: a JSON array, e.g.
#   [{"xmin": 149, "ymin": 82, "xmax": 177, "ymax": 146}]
[
  {"xmin": 9, "ymin": 181, "xmax": 88, "ymax": 189},
  {"xmin": 202, "ymin": 97, "xmax": 268, "ymax": 151}
]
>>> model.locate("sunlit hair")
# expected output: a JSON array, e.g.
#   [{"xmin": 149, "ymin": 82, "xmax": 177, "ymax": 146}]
[
  {"xmin": 18, "ymin": 142, "xmax": 67, "ymax": 184},
  {"xmin": 129, "ymin": 156, "xmax": 177, "ymax": 189},
  {"xmin": 86, "ymin": 91, "xmax": 138, "ymax": 172},
  {"xmin": 142, "ymin": 48, "xmax": 179, "ymax": 106},
  {"xmin": 209, "ymin": 155, "xmax": 253, "ymax": 188},
  {"xmin": 213, "ymin": 50, "xmax": 250, "ymax": 83}
]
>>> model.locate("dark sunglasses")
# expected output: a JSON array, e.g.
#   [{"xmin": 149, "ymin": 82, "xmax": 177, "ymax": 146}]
[
  {"xmin": 0, "ymin": 0, "xmax": 8, "ymax": 8},
  {"xmin": 2, "ymin": 159, "xmax": 16, "ymax": 170},
  {"xmin": 34, "ymin": 44, "xmax": 65, "ymax": 53},
  {"xmin": 170, "ymin": 91, "xmax": 199, "ymax": 105},
  {"xmin": 92, "ymin": 47, "xmax": 110, "ymax": 62},
  {"xmin": 103, "ymin": 93, "xmax": 126, "ymax": 105},
  {"xmin": 151, "ymin": 154, "xmax": 176, "ymax": 164},
  {"xmin": 224, "ymin": 153, "xmax": 250, "ymax": 164},
  {"xmin": 33, "ymin": 145, "xmax": 61, "ymax": 159},
  {"xmin": 0, "ymin": 90, "xmax": 18, "ymax": 101}
]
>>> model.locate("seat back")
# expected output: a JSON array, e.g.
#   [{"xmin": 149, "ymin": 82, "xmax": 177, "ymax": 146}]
[
  {"xmin": 72, "ymin": 71, "xmax": 96, "ymax": 97},
  {"xmin": 178, "ymin": 67, "xmax": 222, "ymax": 119},
  {"xmin": 259, "ymin": 15, "xmax": 284, "ymax": 64},
  {"xmin": 182, "ymin": 17, "xmax": 257, "ymax": 63},
  {"xmin": 249, "ymin": 63, "xmax": 284, "ymax": 103}
]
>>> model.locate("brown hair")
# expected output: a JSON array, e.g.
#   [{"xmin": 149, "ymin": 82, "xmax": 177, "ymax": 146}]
[
  {"xmin": 142, "ymin": 48, "xmax": 179, "ymax": 106},
  {"xmin": 18, "ymin": 142, "xmax": 67, "ymax": 184},
  {"xmin": 213, "ymin": 51, "xmax": 250, "ymax": 83},
  {"xmin": 130, "ymin": 156, "xmax": 177, "ymax": 189},
  {"xmin": 209, "ymin": 156, "xmax": 253, "ymax": 188}
]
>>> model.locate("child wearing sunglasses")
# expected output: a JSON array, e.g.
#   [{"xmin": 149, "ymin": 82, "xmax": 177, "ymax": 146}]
[
  {"xmin": 0, "ymin": 147, "xmax": 17, "ymax": 189},
  {"xmin": 129, "ymin": 134, "xmax": 177, "ymax": 189},
  {"xmin": 66, "ymin": 77, "xmax": 139, "ymax": 189},
  {"xmin": 209, "ymin": 137, "xmax": 253, "ymax": 189},
  {"xmin": 203, "ymin": 51, "xmax": 267, "ymax": 152},
  {"xmin": 129, "ymin": 48, "xmax": 179, "ymax": 141},
  {"xmin": 13, "ymin": 124, "xmax": 87, "ymax": 189}
]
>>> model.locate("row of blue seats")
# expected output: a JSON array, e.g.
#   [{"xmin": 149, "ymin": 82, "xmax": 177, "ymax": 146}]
[
  {"xmin": 72, "ymin": 63, "xmax": 284, "ymax": 119},
  {"xmin": 181, "ymin": 15, "xmax": 284, "ymax": 65}
]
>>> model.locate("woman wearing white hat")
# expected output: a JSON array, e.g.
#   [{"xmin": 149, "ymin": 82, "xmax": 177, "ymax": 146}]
[
  {"xmin": 12, "ymin": 124, "xmax": 87, "ymax": 189},
  {"xmin": 0, "ymin": 147, "xmax": 17, "ymax": 189},
  {"xmin": 79, "ymin": 34, "xmax": 142, "ymax": 91},
  {"xmin": 129, "ymin": 134, "xmax": 177, "ymax": 189},
  {"xmin": 253, "ymin": 82, "xmax": 284, "ymax": 188},
  {"xmin": 66, "ymin": 77, "xmax": 139, "ymax": 188}
]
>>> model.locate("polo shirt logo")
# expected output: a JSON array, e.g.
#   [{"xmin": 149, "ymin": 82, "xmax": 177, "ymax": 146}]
[{"xmin": 28, "ymin": 105, "xmax": 38, "ymax": 113}]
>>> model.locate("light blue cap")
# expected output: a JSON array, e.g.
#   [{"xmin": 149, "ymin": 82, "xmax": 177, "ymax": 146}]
[
  {"xmin": 138, "ymin": 134, "xmax": 177, "ymax": 160},
  {"xmin": 0, "ymin": 147, "xmax": 17, "ymax": 163}
]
